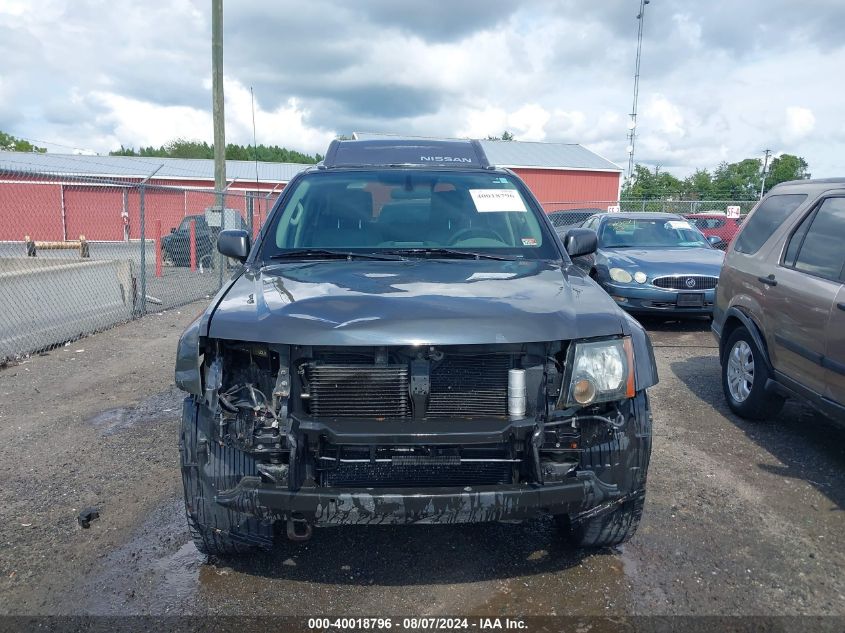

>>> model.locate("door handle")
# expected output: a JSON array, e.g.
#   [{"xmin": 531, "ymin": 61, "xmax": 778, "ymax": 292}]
[
  {"xmin": 837, "ymin": 302, "xmax": 845, "ymax": 311},
  {"xmin": 757, "ymin": 275, "xmax": 777, "ymax": 287}
]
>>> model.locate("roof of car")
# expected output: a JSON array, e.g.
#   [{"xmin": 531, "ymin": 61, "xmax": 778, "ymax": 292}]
[
  {"xmin": 322, "ymin": 138, "xmax": 491, "ymax": 169},
  {"xmin": 593, "ymin": 212, "xmax": 683, "ymax": 221},
  {"xmin": 769, "ymin": 177, "xmax": 845, "ymax": 193},
  {"xmin": 548, "ymin": 208, "xmax": 603, "ymax": 215}
]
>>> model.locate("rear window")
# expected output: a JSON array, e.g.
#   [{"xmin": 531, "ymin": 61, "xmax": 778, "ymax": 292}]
[
  {"xmin": 788, "ymin": 197, "xmax": 845, "ymax": 281},
  {"xmin": 733, "ymin": 194, "xmax": 807, "ymax": 255}
]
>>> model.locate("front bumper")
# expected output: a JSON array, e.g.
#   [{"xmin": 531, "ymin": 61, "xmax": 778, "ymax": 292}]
[
  {"xmin": 215, "ymin": 471, "xmax": 622, "ymax": 525},
  {"xmin": 600, "ymin": 281, "xmax": 715, "ymax": 315},
  {"xmin": 188, "ymin": 389, "xmax": 649, "ymax": 527}
]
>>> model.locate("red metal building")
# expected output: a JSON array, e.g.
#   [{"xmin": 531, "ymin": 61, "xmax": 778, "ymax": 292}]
[
  {"xmin": 0, "ymin": 153, "xmax": 298, "ymax": 242},
  {"xmin": 0, "ymin": 139, "xmax": 622, "ymax": 242}
]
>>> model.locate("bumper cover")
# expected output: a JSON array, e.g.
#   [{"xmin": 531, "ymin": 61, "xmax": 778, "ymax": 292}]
[
  {"xmin": 215, "ymin": 471, "xmax": 621, "ymax": 525},
  {"xmin": 601, "ymin": 282, "xmax": 715, "ymax": 314}
]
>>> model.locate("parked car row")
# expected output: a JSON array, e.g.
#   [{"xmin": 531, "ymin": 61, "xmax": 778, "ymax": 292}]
[
  {"xmin": 551, "ymin": 184, "xmax": 845, "ymax": 429},
  {"xmin": 684, "ymin": 212, "xmax": 744, "ymax": 248}
]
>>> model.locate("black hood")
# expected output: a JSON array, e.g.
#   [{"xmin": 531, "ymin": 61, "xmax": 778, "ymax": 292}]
[{"xmin": 207, "ymin": 259, "xmax": 626, "ymax": 346}]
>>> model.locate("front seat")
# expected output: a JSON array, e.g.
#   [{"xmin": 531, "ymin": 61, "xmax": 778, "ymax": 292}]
[
  {"xmin": 428, "ymin": 190, "xmax": 471, "ymax": 244},
  {"xmin": 313, "ymin": 189, "xmax": 375, "ymax": 247}
]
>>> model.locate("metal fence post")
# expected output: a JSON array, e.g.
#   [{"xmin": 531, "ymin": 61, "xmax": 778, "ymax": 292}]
[
  {"xmin": 137, "ymin": 165, "xmax": 163, "ymax": 316},
  {"xmin": 218, "ymin": 193, "xmax": 225, "ymax": 289},
  {"xmin": 139, "ymin": 183, "xmax": 147, "ymax": 316}
]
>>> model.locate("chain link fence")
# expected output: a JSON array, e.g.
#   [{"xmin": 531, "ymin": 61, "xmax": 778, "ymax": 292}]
[
  {"xmin": 540, "ymin": 199, "xmax": 758, "ymax": 250},
  {"xmin": 0, "ymin": 167, "xmax": 281, "ymax": 362}
]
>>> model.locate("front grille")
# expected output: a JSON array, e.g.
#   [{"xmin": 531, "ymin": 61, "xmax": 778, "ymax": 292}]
[
  {"xmin": 320, "ymin": 461, "xmax": 513, "ymax": 487},
  {"xmin": 307, "ymin": 364, "xmax": 409, "ymax": 418},
  {"xmin": 427, "ymin": 355, "xmax": 510, "ymax": 417},
  {"xmin": 652, "ymin": 275, "xmax": 717, "ymax": 290}
]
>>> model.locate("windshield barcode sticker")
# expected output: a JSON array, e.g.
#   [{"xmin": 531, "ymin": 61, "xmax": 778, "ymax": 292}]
[
  {"xmin": 665, "ymin": 220, "xmax": 692, "ymax": 230},
  {"xmin": 469, "ymin": 189, "xmax": 527, "ymax": 213}
]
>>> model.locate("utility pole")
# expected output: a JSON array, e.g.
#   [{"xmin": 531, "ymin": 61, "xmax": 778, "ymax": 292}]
[
  {"xmin": 626, "ymin": 0, "xmax": 650, "ymax": 182},
  {"xmin": 212, "ymin": 0, "xmax": 226, "ymax": 284},
  {"xmin": 759, "ymin": 149, "xmax": 772, "ymax": 199}
]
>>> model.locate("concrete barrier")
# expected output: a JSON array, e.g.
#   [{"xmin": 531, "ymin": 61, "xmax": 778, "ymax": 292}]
[{"xmin": 0, "ymin": 258, "xmax": 135, "ymax": 359}]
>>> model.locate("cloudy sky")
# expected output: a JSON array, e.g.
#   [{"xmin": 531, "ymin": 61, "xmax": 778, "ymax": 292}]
[{"xmin": 1, "ymin": 0, "xmax": 843, "ymax": 176}]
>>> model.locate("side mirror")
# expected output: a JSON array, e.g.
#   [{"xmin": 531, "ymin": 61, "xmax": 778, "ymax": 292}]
[
  {"xmin": 217, "ymin": 229, "xmax": 251, "ymax": 262},
  {"xmin": 707, "ymin": 235, "xmax": 723, "ymax": 247},
  {"xmin": 563, "ymin": 228, "xmax": 598, "ymax": 258}
]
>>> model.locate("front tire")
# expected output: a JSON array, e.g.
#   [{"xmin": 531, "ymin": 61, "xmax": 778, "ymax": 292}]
[
  {"xmin": 561, "ymin": 391, "xmax": 652, "ymax": 548},
  {"xmin": 721, "ymin": 326, "xmax": 784, "ymax": 420},
  {"xmin": 179, "ymin": 399, "xmax": 273, "ymax": 556},
  {"xmin": 564, "ymin": 495, "xmax": 645, "ymax": 548}
]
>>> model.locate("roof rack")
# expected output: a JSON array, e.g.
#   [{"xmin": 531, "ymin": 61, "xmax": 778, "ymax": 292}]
[{"xmin": 322, "ymin": 138, "xmax": 490, "ymax": 169}]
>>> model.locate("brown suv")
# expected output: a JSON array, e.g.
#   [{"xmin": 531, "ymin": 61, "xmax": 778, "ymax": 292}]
[{"xmin": 713, "ymin": 179, "xmax": 845, "ymax": 424}]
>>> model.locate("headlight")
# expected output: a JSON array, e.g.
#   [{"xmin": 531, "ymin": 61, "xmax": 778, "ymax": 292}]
[
  {"xmin": 609, "ymin": 267, "xmax": 633, "ymax": 283},
  {"xmin": 560, "ymin": 338, "xmax": 635, "ymax": 407},
  {"xmin": 633, "ymin": 271, "xmax": 647, "ymax": 284}
]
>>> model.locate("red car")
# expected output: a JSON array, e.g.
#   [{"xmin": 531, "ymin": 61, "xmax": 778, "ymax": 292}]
[{"xmin": 684, "ymin": 213, "xmax": 744, "ymax": 247}]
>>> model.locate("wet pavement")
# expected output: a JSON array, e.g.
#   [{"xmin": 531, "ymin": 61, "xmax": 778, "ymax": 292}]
[{"xmin": 1, "ymin": 310, "xmax": 844, "ymax": 617}]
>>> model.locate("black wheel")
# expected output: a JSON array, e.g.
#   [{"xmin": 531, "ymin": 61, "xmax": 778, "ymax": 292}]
[
  {"xmin": 179, "ymin": 399, "xmax": 273, "ymax": 556},
  {"xmin": 563, "ymin": 494, "xmax": 646, "ymax": 548},
  {"xmin": 721, "ymin": 326, "xmax": 785, "ymax": 420},
  {"xmin": 559, "ymin": 392, "xmax": 652, "ymax": 548}
]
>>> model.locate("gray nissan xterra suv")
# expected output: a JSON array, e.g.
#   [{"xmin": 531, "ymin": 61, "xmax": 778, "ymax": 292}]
[{"xmin": 175, "ymin": 138, "xmax": 658, "ymax": 555}]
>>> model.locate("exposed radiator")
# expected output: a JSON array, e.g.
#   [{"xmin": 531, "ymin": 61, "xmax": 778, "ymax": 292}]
[
  {"xmin": 307, "ymin": 364, "xmax": 410, "ymax": 418},
  {"xmin": 304, "ymin": 352, "xmax": 511, "ymax": 419},
  {"xmin": 427, "ymin": 355, "xmax": 510, "ymax": 417}
]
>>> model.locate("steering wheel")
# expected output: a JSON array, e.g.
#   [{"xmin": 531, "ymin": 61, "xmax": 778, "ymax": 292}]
[{"xmin": 449, "ymin": 227, "xmax": 506, "ymax": 245}]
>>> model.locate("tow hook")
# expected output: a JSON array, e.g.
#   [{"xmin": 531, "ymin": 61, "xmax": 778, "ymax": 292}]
[{"xmin": 286, "ymin": 514, "xmax": 313, "ymax": 541}]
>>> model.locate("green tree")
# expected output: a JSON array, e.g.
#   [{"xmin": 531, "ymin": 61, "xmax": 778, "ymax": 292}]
[
  {"xmin": 110, "ymin": 138, "xmax": 322, "ymax": 163},
  {"xmin": 622, "ymin": 164, "xmax": 683, "ymax": 199},
  {"xmin": 0, "ymin": 131, "xmax": 46, "ymax": 153},
  {"xmin": 765, "ymin": 154, "xmax": 810, "ymax": 192},
  {"xmin": 711, "ymin": 158, "xmax": 762, "ymax": 199},
  {"xmin": 681, "ymin": 169, "xmax": 713, "ymax": 200},
  {"xmin": 486, "ymin": 131, "xmax": 515, "ymax": 140}
]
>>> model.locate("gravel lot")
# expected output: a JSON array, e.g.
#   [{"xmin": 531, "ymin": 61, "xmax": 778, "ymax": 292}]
[{"xmin": 1, "ymin": 307, "xmax": 843, "ymax": 619}]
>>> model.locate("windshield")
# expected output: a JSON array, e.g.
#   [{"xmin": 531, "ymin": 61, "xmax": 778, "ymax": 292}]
[
  {"xmin": 260, "ymin": 170, "xmax": 559, "ymax": 260},
  {"xmin": 599, "ymin": 218, "xmax": 709, "ymax": 248}
]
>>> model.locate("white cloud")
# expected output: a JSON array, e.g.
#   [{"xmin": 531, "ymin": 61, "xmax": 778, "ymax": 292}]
[
  {"xmin": 224, "ymin": 80, "xmax": 336, "ymax": 155},
  {"xmin": 87, "ymin": 92, "xmax": 213, "ymax": 150},
  {"xmin": 643, "ymin": 95, "xmax": 686, "ymax": 137},
  {"xmin": 1, "ymin": 0, "xmax": 845, "ymax": 177},
  {"xmin": 782, "ymin": 106, "xmax": 815, "ymax": 143},
  {"xmin": 456, "ymin": 106, "xmax": 508, "ymax": 139},
  {"xmin": 507, "ymin": 104, "xmax": 550, "ymax": 141}
]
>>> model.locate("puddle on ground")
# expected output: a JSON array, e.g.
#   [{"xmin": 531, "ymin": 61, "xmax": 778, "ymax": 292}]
[{"xmin": 85, "ymin": 387, "xmax": 183, "ymax": 435}]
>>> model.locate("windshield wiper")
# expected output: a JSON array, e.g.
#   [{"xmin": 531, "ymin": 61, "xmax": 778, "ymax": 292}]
[
  {"xmin": 381, "ymin": 248, "xmax": 516, "ymax": 261},
  {"xmin": 267, "ymin": 249, "xmax": 406, "ymax": 261}
]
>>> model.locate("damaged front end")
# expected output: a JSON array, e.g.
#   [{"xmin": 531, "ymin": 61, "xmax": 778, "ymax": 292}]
[{"xmin": 178, "ymin": 327, "xmax": 653, "ymax": 539}]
